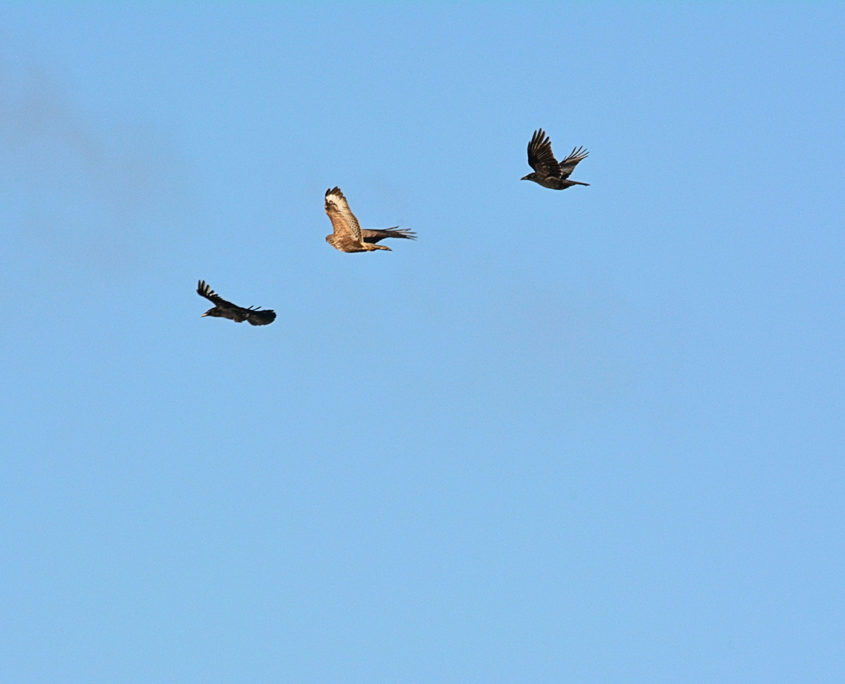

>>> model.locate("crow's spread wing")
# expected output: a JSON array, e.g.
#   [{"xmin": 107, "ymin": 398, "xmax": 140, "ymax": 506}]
[
  {"xmin": 197, "ymin": 280, "xmax": 236, "ymax": 310},
  {"xmin": 526, "ymin": 128, "xmax": 561, "ymax": 179},
  {"xmin": 361, "ymin": 227, "xmax": 417, "ymax": 244},
  {"xmin": 558, "ymin": 146, "xmax": 589, "ymax": 179}
]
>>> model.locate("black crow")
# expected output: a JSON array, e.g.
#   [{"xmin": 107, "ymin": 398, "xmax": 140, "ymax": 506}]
[
  {"xmin": 521, "ymin": 129, "xmax": 589, "ymax": 190},
  {"xmin": 196, "ymin": 280, "xmax": 276, "ymax": 326}
]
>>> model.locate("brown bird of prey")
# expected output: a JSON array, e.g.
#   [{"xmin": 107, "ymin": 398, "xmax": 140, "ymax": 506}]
[
  {"xmin": 196, "ymin": 280, "xmax": 276, "ymax": 326},
  {"xmin": 521, "ymin": 129, "xmax": 590, "ymax": 190},
  {"xmin": 324, "ymin": 186, "xmax": 416, "ymax": 252}
]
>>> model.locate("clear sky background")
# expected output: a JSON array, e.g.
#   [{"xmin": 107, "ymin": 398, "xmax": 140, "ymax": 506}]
[{"xmin": 1, "ymin": 3, "xmax": 843, "ymax": 682}]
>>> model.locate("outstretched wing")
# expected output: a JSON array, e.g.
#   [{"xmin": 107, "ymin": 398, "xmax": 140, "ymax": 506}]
[
  {"xmin": 558, "ymin": 146, "xmax": 589, "ymax": 179},
  {"xmin": 245, "ymin": 307, "xmax": 277, "ymax": 326},
  {"xmin": 325, "ymin": 187, "xmax": 362, "ymax": 242},
  {"xmin": 197, "ymin": 280, "xmax": 236, "ymax": 309},
  {"xmin": 361, "ymin": 227, "xmax": 417, "ymax": 244},
  {"xmin": 527, "ymin": 128, "xmax": 561, "ymax": 178}
]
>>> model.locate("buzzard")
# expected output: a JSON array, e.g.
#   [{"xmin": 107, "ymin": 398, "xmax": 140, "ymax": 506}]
[
  {"xmin": 521, "ymin": 129, "xmax": 590, "ymax": 190},
  {"xmin": 324, "ymin": 186, "xmax": 415, "ymax": 252},
  {"xmin": 196, "ymin": 280, "xmax": 276, "ymax": 326}
]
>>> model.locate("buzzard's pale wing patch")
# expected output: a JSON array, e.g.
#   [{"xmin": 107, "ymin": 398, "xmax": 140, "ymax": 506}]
[{"xmin": 325, "ymin": 187, "xmax": 363, "ymax": 242}]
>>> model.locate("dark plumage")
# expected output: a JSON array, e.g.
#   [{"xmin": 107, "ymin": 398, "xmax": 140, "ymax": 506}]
[
  {"xmin": 324, "ymin": 187, "xmax": 416, "ymax": 253},
  {"xmin": 196, "ymin": 280, "xmax": 276, "ymax": 326},
  {"xmin": 521, "ymin": 129, "xmax": 590, "ymax": 190}
]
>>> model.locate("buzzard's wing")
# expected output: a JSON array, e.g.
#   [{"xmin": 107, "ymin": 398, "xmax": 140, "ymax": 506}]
[
  {"xmin": 361, "ymin": 227, "xmax": 417, "ymax": 244},
  {"xmin": 558, "ymin": 146, "xmax": 589, "ymax": 179},
  {"xmin": 245, "ymin": 307, "xmax": 277, "ymax": 326},
  {"xmin": 527, "ymin": 128, "xmax": 561, "ymax": 178},
  {"xmin": 325, "ymin": 187, "xmax": 362, "ymax": 242},
  {"xmin": 197, "ymin": 280, "xmax": 237, "ymax": 310}
]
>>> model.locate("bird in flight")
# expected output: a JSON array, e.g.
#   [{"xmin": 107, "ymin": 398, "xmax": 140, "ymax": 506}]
[
  {"xmin": 521, "ymin": 129, "xmax": 590, "ymax": 190},
  {"xmin": 196, "ymin": 280, "xmax": 276, "ymax": 326},
  {"xmin": 324, "ymin": 186, "xmax": 416, "ymax": 253}
]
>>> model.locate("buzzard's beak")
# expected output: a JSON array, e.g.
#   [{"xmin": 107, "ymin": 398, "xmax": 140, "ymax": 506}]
[
  {"xmin": 520, "ymin": 175, "xmax": 529, "ymax": 181},
  {"xmin": 201, "ymin": 313, "xmax": 208, "ymax": 317}
]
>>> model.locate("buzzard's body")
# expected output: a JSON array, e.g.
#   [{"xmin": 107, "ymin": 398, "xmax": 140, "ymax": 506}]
[
  {"xmin": 521, "ymin": 129, "xmax": 589, "ymax": 190},
  {"xmin": 196, "ymin": 280, "xmax": 276, "ymax": 326},
  {"xmin": 324, "ymin": 187, "xmax": 415, "ymax": 253}
]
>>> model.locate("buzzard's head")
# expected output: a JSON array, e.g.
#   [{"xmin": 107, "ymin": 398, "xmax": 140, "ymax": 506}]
[
  {"xmin": 520, "ymin": 173, "xmax": 535, "ymax": 181},
  {"xmin": 201, "ymin": 308, "xmax": 223, "ymax": 318}
]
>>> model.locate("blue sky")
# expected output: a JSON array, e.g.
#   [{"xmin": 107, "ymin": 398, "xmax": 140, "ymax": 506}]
[{"xmin": 1, "ymin": 3, "xmax": 843, "ymax": 681}]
